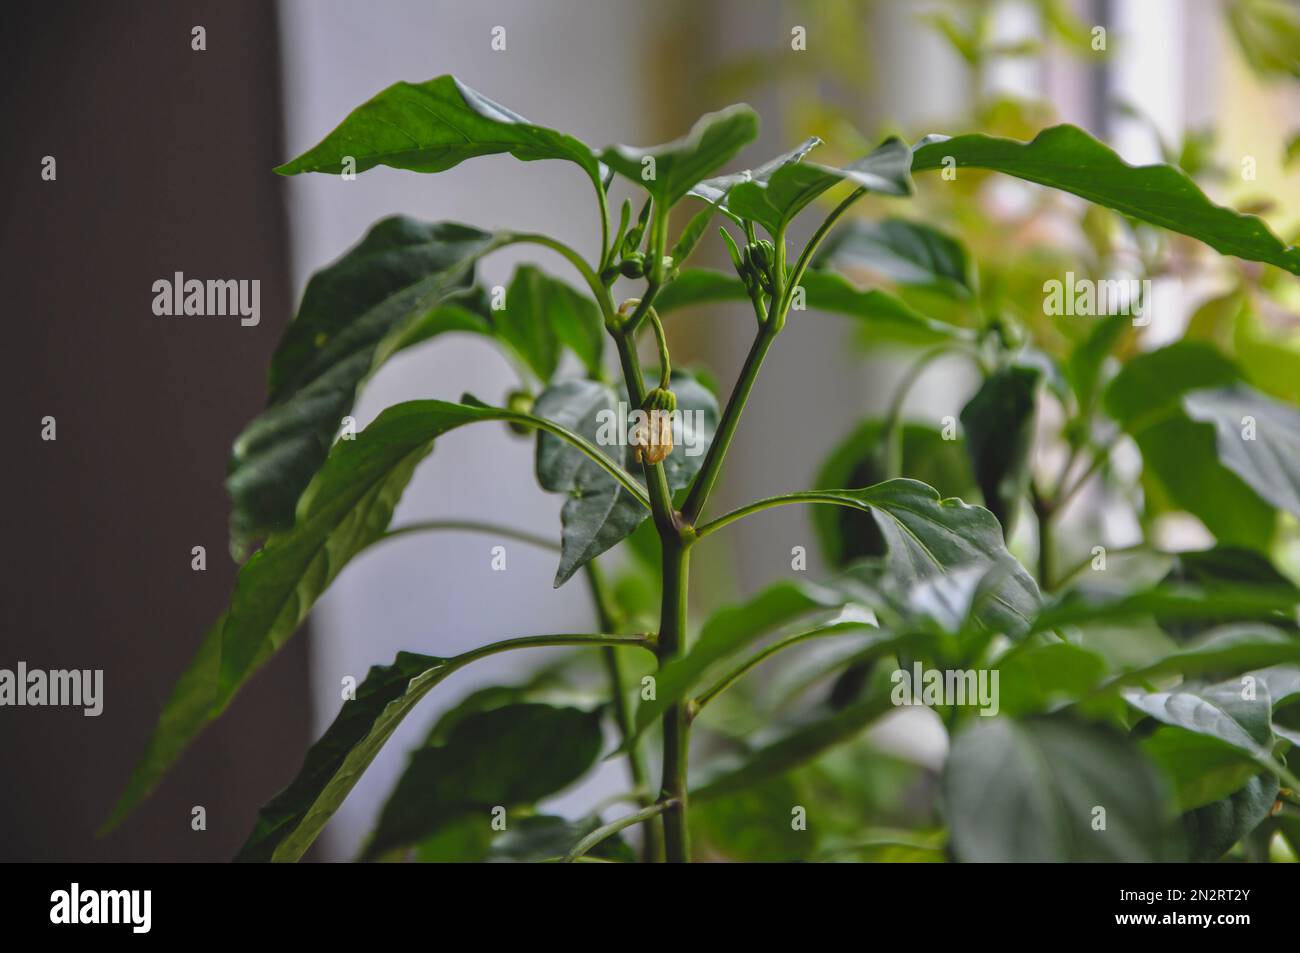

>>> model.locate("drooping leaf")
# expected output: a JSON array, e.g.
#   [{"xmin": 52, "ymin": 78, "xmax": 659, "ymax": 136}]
[
  {"xmin": 1143, "ymin": 727, "xmax": 1264, "ymax": 812},
  {"xmin": 534, "ymin": 372, "xmax": 717, "ymax": 586},
  {"xmin": 109, "ymin": 400, "xmax": 641, "ymax": 830},
  {"xmin": 912, "ymin": 125, "xmax": 1300, "ymax": 275},
  {"xmin": 1122, "ymin": 680, "xmax": 1277, "ymax": 767},
  {"xmin": 739, "ymin": 480, "xmax": 1041, "ymax": 637},
  {"xmin": 943, "ymin": 716, "xmax": 1179, "ymax": 862},
  {"xmin": 228, "ymin": 218, "xmax": 500, "ymax": 554},
  {"xmin": 812, "ymin": 217, "xmax": 974, "ymax": 298},
  {"xmin": 1102, "ymin": 342, "xmax": 1274, "ymax": 548},
  {"xmin": 236, "ymin": 652, "xmax": 450, "ymax": 862},
  {"xmin": 494, "ymin": 265, "xmax": 604, "ymax": 382},
  {"xmin": 725, "ymin": 137, "xmax": 914, "ymax": 236},
  {"xmin": 959, "ymin": 364, "xmax": 1042, "ymax": 536},
  {"xmin": 811, "ymin": 419, "xmax": 974, "ymax": 567},
  {"xmin": 276, "ymin": 75, "xmax": 601, "ymax": 183},
  {"xmin": 1183, "ymin": 384, "xmax": 1300, "ymax": 522},
  {"xmin": 1182, "ymin": 773, "xmax": 1280, "ymax": 861},
  {"xmin": 599, "ymin": 105, "xmax": 759, "ymax": 207},
  {"xmin": 362, "ymin": 703, "xmax": 603, "ymax": 859}
]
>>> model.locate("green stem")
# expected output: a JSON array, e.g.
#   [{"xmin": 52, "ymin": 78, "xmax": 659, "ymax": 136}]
[
  {"xmin": 380, "ymin": 519, "xmax": 559, "ymax": 552},
  {"xmin": 694, "ymin": 490, "xmax": 863, "ymax": 540},
  {"xmin": 779, "ymin": 186, "xmax": 867, "ymax": 320},
  {"xmin": 612, "ymin": 326, "xmax": 677, "ymax": 531},
  {"xmin": 645, "ymin": 306, "xmax": 672, "ymax": 389},
  {"xmin": 693, "ymin": 625, "xmax": 842, "ymax": 713},
  {"xmin": 1031, "ymin": 483, "xmax": 1053, "ymax": 591},
  {"xmin": 584, "ymin": 561, "xmax": 661, "ymax": 863},
  {"xmin": 680, "ymin": 323, "xmax": 779, "ymax": 523},
  {"xmin": 658, "ymin": 538, "xmax": 692, "ymax": 863},
  {"xmin": 563, "ymin": 799, "xmax": 678, "ymax": 863}
]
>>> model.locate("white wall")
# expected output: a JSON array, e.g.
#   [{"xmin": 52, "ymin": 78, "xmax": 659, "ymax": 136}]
[{"xmin": 277, "ymin": 0, "xmax": 656, "ymax": 859}]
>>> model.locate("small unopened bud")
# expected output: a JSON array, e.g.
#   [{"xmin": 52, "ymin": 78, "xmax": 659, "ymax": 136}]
[
  {"xmin": 505, "ymin": 389, "xmax": 534, "ymax": 437},
  {"xmin": 619, "ymin": 253, "xmax": 646, "ymax": 279},
  {"xmin": 631, "ymin": 387, "xmax": 676, "ymax": 464}
]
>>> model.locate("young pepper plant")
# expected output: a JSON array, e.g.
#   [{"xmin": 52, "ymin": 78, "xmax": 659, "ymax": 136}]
[{"xmin": 105, "ymin": 75, "xmax": 1300, "ymax": 862}]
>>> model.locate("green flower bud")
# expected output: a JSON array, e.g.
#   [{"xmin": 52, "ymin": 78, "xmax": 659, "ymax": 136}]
[
  {"xmin": 619, "ymin": 253, "xmax": 646, "ymax": 279},
  {"xmin": 505, "ymin": 389, "xmax": 534, "ymax": 437}
]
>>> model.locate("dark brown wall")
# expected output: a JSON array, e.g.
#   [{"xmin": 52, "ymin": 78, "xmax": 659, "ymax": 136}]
[{"xmin": 0, "ymin": 1, "xmax": 310, "ymax": 860}]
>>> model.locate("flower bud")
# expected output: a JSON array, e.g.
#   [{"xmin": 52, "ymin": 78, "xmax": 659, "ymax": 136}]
[
  {"xmin": 631, "ymin": 387, "xmax": 676, "ymax": 464},
  {"xmin": 505, "ymin": 389, "xmax": 534, "ymax": 437},
  {"xmin": 619, "ymin": 253, "xmax": 646, "ymax": 279}
]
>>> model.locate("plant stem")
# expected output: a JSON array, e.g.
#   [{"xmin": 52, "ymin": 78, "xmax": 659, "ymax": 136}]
[
  {"xmin": 584, "ymin": 561, "xmax": 662, "ymax": 863},
  {"xmin": 380, "ymin": 519, "xmax": 559, "ymax": 552},
  {"xmin": 680, "ymin": 322, "xmax": 779, "ymax": 523},
  {"xmin": 563, "ymin": 798, "xmax": 678, "ymax": 863},
  {"xmin": 1031, "ymin": 483, "xmax": 1053, "ymax": 591},
  {"xmin": 658, "ymin": 537, "xmax": 692, "ymax": 862}
]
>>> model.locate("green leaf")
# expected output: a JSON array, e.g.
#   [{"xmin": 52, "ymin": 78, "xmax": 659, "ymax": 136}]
[
  {"xmin": 599, "ymin": 105, "xmax": 759, "ymax": 207},
  {"xmin": 276, "ymin": 75, "xmax": 600, "ymax": 183},
  {"xmin": 485, "ymin": 815, "xmax": 636, "ymax": 863},
  {"xmin": 693, "ymin": 691, "xmax": 896, "ymax": 802},
  {"xmin": 689, "ymin": 137, "xmax": 822, "ymax": 207},
  {"xmin": 236, "ymin": 651, "xmax": 448, "ymax": 861},
  {"xmin": 726, "ymin": 137, "xmax": 913, "ymax": 236},
  {"xmin": 1065, "ymin": 312, "xmax": 1130, "ymax": 419},
  {"xmin": 943, "ymin": 716, "xmax": 1178, "ymax": 861},
  {"xmin": 994, "ymin": 642, "xmax": 1111, "ymax": 716},
  {"xmin": 1159, "ymin": 545, "xmax": 1297, "ymax": 641},
  {"xmin": 227, "ymin": 218, "xmax": 499, "ymax": 555},
  {"xmin": 812, "ymin": 419, "xmax": 974, "ymax": 567},
  {"xmin": 99, "ymin": 616, "xmax": 224, "ymax": 834},
  {"xmin": 656, "ymin": 269, "xmax": 972, "ymax": 346},
  {"xmin": 694, "ymin": 775, "xmax": 815, "ymax": 862},
  {"xmin": 1227, "ymin": 0, "xmax": 1300, "ymax": 79},
  {"xmin": 1184, "ymin": 384, "xmax": 1300, "ymax": 522},
  {"xmin": 1122, "ymin": 680, "xmax": 1277, "ymax": 765},
  {"xmin": 1103, "ymin": 342, "xmax": 1274, "ymax": 549},
  {"xmin": 1032, "ymin": 585, "xmax": 1300, "ymax": 637},
  {"xmin": 812, "ymin": 217, "xmax": 974, "ymax": 298},
  {"xmin": 959, "ymin": 364, "xmax": 1042, "ymax": 536},
  {"xmin": 1182, "ymin": 773, "xmax": 1279, "ymax": 861},
  {"xmin": 494, "ymin": 265, "xmax": 604, "ymax": 382},
  {"xmin": 628, "ymin": 580, "xmax": 869, "ymax": 744},
  {"xmin": 912, "ymin": 125, "xmax": 1300, "ymax": 275},
  {"xmin": 1143, "ymin": 727, "xmax": 1264, "ymax": 812},
  {"xmin": 110, "ymin": 400, "xmax": 642, "ymax": 830},
  {"xmin": 362, "ymin": 703, "xmax": 603, "ymax": 859},
  {"xmin": 534, "ymin": 372, "xmax": 718, "ymax": 586},
  {"xmin": 750, "ymin": 480, "xmax": 1042, "ymax": 637}
]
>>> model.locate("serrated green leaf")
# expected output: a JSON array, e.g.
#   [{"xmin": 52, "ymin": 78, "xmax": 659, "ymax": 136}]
[
  {"xmin": 944, "ymin": 716, "xmax": 1178, "ymax": 862},
  {"xmin": 363, "ymin": 703, "xmax": 603, "ymax": 859},
  {"xmin": 912, "ymin": 124, "xmax": 1300, "ymax": 275},
  {"xmin": 276, "ymin": 75, "xmax": 600, "ymax": 182},
  {"xmin": 599, "ymin": 105, "xmax": 759, "ymax": 207}
]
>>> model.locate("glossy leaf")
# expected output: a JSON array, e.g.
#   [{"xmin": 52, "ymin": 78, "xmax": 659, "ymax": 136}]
[
  {"xmin": 959, "ymin": 364, "xmax": 1042, "ymax": 536},
  {"xmin": 237, "ymin": 652, "xmax": 450, "ymax": 862},
  {"xmin": 689, "ymin": 137, "xmax": 821, "ymax": 207},
  {"xmin": 599, "ymin": 105, "xmax": 759, "ymax": 207},
  {"xmin": 1122, "ymin": 680, "xmax": 1276, "ymax": 765},
  {"xmin": 1159, "ymin": 545, "xmax": 1298, "ymax": 641},
  {"xmin": 944, "ymin": 716, "xmax": 1178, "ymax": 862},
  {"xmin": 362, "ymin": 703, "xmax": 603, "ymax": 859},
  {"xmin": 812, "ymin": 217, "xmax": 974, "ymax": 298},
  {"xmin": 228, "ymin": 218, "xmax": 499, "ymax": 554},
  {"xmin": 276, "ymin": 75, "xmax": 601, "ymax": 183},
  {"xmin": 726, "ymin": 137, "xmax": 913, "ymax": 236},
  {"xmin": 534, "ymin": 372, "xmax": 717, "ymax": 586},
  {"xmin": 912, "ymin": 125, "xmax": 1300, "ymax": 275},
  {"xmin": 1103, "ymin": 342, "xmax": 1274, "ymax": 549},
  {"xmin": 1184, "ymin": 385, "xmax": 1300, "ymax": 522}
]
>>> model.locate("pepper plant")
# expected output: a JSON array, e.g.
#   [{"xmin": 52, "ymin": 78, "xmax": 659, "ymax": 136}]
[{"xmin": 105, "ymin": 75, "xmax": 1300, "ymax": 862}]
